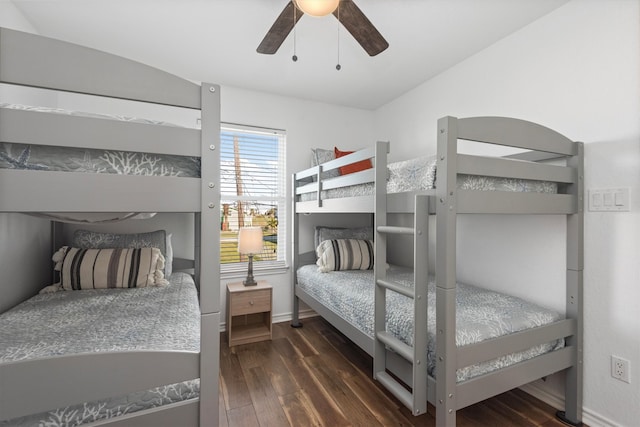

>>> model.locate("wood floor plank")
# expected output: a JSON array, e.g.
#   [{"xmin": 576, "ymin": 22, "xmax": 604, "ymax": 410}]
[
  {"xmin": 243, "ymin": 365, "xmax": 290, "ymax": 426},
  {"xmin": 226, "ymin": 404, "xmax": 259, "ymax": 427},
  {"xmin": 220, "ymin": 339, "xmax": 253, "ymax": 410},
  {"xmin": 270, "ymin": 333, "xmax": 301, "ymax": 360},
  {"xmin": 275, "ymin": 321, "xmax": 318, "ymax": 358},
  {"xmin": 343, "ymin": 371, "xmax": 423, "ymax": 426},
  {"xmin": 302, "ymin": 320, "xmax": 360, "ymax": 380},
  {"xmin": 496, "ymin": 389, "xmax": 557, "ymax": 424},
  {"xmin": 262, "ymin": 340, "xmax": 303, "ymax": 397},
  {"xmin": 318, "ymin": 324, "xmax": 373, "ymax": 376},
  {"xmin": 233, "ymin": 341, "xmax": 271, "ymax": 370},
  {"xmin": 512, "ymin": 387, "xmax": 566, "ymax": 420},
  {"xmin": 458, "ymin": 399, "xmax": 531, "ymax": 427},
  {"xmin": 273, "ymin": 349, "xmax": 351, "ymax": 427},
  {"xmin": 236, "ymin": 338, "xmax": 300, "ymax": 397},
  {"xmin": 480, "ymin": 395, "xmax": 539, "ymax": 426},
  {"xmin": 279, "ymin": 391, "xmax": 322, "ymax": 427},
  {"xmin": 304, "ymin": 354, "xmax": 385, "ymax": 427},
  {"xmin": 219, "ymin": 380, "xmax": 230, "ymax": 427}
]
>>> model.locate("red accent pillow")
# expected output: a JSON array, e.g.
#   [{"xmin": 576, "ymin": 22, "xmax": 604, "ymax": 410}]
[{"xmin": 334, "ymin": 147, "xmax": 373, "ymax": 175}]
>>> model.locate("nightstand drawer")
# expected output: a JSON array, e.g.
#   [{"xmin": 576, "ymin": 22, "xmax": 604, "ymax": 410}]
[{"xmin": 230, "ymin": 289, "xmax": 271, "ymax": 315}]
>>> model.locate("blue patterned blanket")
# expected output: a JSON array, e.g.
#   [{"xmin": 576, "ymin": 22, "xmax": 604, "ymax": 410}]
[
  {"xmin": 296, "ymin": 265, "xmax": 564, "ymax": 382},
  {"xmin": 0, "ymin": 273, "xmax": 200, "ymax": 426}
]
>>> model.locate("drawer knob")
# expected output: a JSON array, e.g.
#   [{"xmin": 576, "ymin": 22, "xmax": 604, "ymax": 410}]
[{"xmin": 250, "ymin": 300, "xmax": 254, "ymax": 305}]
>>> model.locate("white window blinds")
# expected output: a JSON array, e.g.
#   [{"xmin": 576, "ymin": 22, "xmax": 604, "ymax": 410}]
[{"xmin": 220, "ymin": 123, "xmax": 286, "ymax": 272}]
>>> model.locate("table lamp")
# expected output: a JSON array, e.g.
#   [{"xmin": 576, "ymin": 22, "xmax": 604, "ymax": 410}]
[{"xmin": 238, "ymin": 227, "xmax": 263, "ymax": 286}]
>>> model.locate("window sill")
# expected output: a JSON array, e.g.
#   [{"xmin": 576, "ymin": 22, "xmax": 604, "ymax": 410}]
[{"xmin": 221, "ymin": 264, "xmax": 290, "ymax": 281}]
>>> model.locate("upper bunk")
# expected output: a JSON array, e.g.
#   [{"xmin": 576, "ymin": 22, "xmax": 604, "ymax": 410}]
[
  {"xmin": 293, "ymin": 116, "xmax": 583, "ymax": 215},
  {"xmin": 0, "ymin": 27, "xmax": 220, "ymax": 214}
]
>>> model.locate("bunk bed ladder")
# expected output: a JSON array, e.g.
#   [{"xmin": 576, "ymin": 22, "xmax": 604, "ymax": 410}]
[{"xmin": 373, "ymin": 194, "xmax": 429, "ymax": 416}]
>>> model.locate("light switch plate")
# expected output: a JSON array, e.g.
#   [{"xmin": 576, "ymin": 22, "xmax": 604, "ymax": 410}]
[{"xmin": 589, "ymin": 188, "xmax": 630, "ymax": 211}]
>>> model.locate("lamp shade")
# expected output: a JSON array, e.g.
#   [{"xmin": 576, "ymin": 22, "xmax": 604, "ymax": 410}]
[
  {"xmin": 294, "ymin": 0, "xmax": 340, "ymax": 17},
  {"xmin": 238, "ymin": 227, "xmax": 263, "ymax": 255}
]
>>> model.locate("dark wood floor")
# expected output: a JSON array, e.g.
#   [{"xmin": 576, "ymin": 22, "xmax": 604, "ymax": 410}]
[{"xmin": 219, "ymin": 316, "xmax": 573, "ymax": 427}]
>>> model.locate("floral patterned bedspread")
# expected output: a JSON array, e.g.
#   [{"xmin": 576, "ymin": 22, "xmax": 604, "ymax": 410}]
[
  {"xmin": 296, "ymin": 265, "xmax": 564, "ymax": 382},
  {"xmin": 0, "ymin": 273, "xmax": 200, "ymax": 426},
  {"xmin": 300, "ymin": 155, "xmax": 557, "ymax": 201},
  {"xmin": 0, "ymin": 104, "xmax": 200, "ymax": 177}
]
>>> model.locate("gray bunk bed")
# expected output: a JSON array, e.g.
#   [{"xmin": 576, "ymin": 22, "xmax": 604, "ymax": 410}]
[
  {"xmin": 0, "ymin": 28, "xmax": 220, "ymax": 426},
  {"xmin": 291, "ymin": 116, "xmax": 583, "ymax": 426}
]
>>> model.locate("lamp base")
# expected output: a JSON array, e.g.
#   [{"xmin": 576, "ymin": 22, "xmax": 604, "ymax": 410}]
[
  {"xmin": 243, "ymin": 278, "xmax": 258, "ymax": 286},
  {"xmin": 243, "ymin": 255, "xmax": 258, "ymax": 286}
]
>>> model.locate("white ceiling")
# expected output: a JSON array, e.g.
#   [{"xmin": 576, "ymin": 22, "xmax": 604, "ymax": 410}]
[{"xmin": 11, "ymin": 0, "xmax": 568, "ymax": 110}]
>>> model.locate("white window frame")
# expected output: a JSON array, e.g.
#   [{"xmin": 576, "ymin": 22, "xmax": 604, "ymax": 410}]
[{"xmin": 219, "ymin": 123, "xmax": 287, "ymax": 276}]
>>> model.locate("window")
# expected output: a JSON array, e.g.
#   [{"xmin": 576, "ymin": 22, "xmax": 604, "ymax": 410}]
[{"xmin": 220, "ymin": 123, "xmax": 286, "ymax": 273}]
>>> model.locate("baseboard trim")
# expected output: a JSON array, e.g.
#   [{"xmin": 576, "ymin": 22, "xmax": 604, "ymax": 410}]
[
  {"xmin": 272, "ymin": 309, "xmax": 317, "ymax": 325},
  {"xmin": 519, "ymin": 383, "xmax": 618, "ymax": 427}
]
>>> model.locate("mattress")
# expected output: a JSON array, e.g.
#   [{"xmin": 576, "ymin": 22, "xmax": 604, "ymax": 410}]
[
  {"xmin": 0, "ymin": 272, "xmax": 200, "ymax": 427},
  {"xmin": 0, "ymin": 103, "xmax": 200, "ymax": 178},
  {"xmin": 296, "ymin": 264, "xmax": 564, "ymax": 382},
  {"xmin": 300, "ymin": 155, "xmax": 557, "ymax": 201}
]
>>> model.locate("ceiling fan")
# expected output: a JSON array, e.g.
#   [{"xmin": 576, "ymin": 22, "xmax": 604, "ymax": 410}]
[{"xmin": 257, "ymin": 0, "xmax": 389, "ymax": 57}]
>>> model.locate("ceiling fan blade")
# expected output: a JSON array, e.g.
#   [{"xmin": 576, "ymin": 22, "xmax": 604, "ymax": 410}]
[
  {"xmin": 334, "ymin": 0, "xmax": 388, "ymax": 56},
  {"xmin": 257, "ymin": 1, "xmax": 303, "ymax": 54}
]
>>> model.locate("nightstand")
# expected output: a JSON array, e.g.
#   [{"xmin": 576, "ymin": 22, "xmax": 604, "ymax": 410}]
[{"xmin": 226, "ymin": 280, "xmax": 273, "ymax": 347}]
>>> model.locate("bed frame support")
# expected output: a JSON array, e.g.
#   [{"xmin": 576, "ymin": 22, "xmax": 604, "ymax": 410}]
[
  {"xmin": 557, "ymin": 141, "xmax": 584, "ymax": 426},
  {"xmin": 198, "ymin": 83, "xmax": 221, "ymax": 427},
  {"xmin": 434, "ymin": 116, "xmax": 460, "ymax": 426},
  {"xmin": 291, "ymin": 172, "xmax": 303, "ymax": 328}
]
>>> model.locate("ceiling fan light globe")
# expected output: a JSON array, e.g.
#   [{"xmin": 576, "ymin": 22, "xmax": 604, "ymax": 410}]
[{"xmin": 294, "ymin": 0, "xmax": 340, "ymax": 17}]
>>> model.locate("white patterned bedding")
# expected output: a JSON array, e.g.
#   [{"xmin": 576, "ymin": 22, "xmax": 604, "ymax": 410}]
[
  {"xmin": 296, "ymin": 265, "xmax": 564, "ymax": 382},
  {"xmin": 0, "ymin": 103, "xmax": 200, "ymax": 177},
  {"xmin": 0, "ymin": 272, "xmax": 200, "ymax": 426},
  {"xmin": 300, "ymin": 155, "xmax": 557, "ymax": 201}
]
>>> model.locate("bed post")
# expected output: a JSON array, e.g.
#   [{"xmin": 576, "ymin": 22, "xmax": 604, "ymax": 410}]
[
  {"xmin": 373, "ymin": 140, "xmax": 389, "ymax": 386},
  {"xmin": 50, "ymin": 221, "xmax": 64, "ymax": 284},
  {"xmin": 198, "ymin": 83, "xmax": 221, "ymax": 427},
  {"xmin": 194, "ymin": 214, "xmax": 201, "ymax": 290},
  {"xmin": 412, "ymin": 194, "xmax": 430, "ymax": 414},
  {"xmin": 291, "ymin": 172, "xmax": 302, "ymax": 328},
  {"xmin": 558, "ymin": 141, "xmax": 584, "ymax": 426},
  {"xmin": 435, "ymin": 116, "xmax": 459, "ymax": 427}
]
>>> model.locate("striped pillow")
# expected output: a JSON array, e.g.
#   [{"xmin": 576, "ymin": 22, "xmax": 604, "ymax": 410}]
[
  {"xmin": 55, "ymin": 246, "xmax": 168, "ymax": 290},
  {"xmin": 316, "ymin": 239, "xmax": 374, "ymax": 273}
]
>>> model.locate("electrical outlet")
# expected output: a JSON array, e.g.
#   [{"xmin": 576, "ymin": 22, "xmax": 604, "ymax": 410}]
[{"xmin": 611, "ymin": 355, "xmax": 631, "ymax": 383}]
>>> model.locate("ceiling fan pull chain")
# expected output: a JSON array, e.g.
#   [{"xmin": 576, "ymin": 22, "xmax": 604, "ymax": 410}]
[
  {"xmin": 292, "ymin": 3, "xmax": 298, "ymax": 62},
  {"xmin": 336, "ymin": 2, "xmax": 341, "ymax": 70}
]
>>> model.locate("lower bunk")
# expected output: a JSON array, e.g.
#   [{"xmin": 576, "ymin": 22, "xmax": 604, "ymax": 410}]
[
  {"xmin": 293, "ymin": 263, "xmax": 576, "ymax": 417},
  {"xmin": 0, "ymin": 272, "xmax": 201, "ymax": 427}
]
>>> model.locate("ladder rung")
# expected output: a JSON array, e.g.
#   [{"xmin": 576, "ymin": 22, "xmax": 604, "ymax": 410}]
[
  {"xmin": 376, "ymin": 331, "xmax": 414, "ymax": 362},
  {"xmin": 377, "ymin": 279, "xmax": 414, "ymax": 299},
  {"xmin": 376, "ymin": 371, "xmax": 413, "ymax": 410},
  {"xmin": 377, "ymin": 225, "xmax": 414, "ymax": 235}
]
